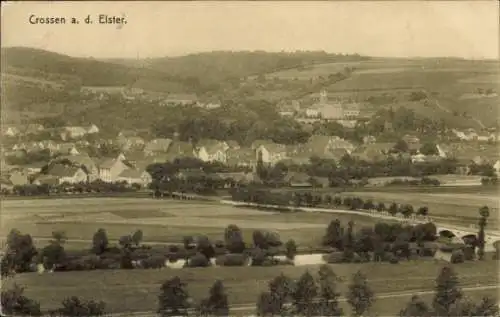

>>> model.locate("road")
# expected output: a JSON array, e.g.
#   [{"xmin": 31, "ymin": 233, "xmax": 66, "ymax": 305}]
[{"xmin": 84, "ymin": 284, "xmax": 499, "ymax": 317}]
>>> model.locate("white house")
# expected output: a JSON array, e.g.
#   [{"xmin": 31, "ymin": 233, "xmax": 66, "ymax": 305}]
[
  {"xmin": 116, "ymin": 169, "xmax": 152, "ymax": 187},
  {"xmin": 494, "ymin": 160, "xmax": 500, "ymax": 176},
  {"xmin": 256, "ymin": 143, "xmax": 288, "ymax": 165},
  {"xmin": 45, "ymin": 165, "xmax": 88, "ymax": 184},
  {"xmin": 195, "ymin": 140, "xmax": 228, "ymax": 163},
  {"xmin": 87, "ymin": 124, "xmax": 100, "ymax": 134},
  {"xmin": 98, "ymin": 158, "xmax": 129, "ymax": 183}
]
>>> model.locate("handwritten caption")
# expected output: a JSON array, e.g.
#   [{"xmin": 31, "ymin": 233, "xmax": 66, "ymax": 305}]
[{"xmin": 28, "ymin": 14, "xmax": 127, "ymax": 26}]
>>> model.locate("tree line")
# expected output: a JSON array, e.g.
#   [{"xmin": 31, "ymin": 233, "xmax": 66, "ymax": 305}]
[{"xmin": 3, "ymin": 264, "xmax": 498, "ymax": 316}]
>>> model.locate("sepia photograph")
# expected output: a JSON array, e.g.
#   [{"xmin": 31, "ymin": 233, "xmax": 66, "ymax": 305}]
[{"xmin": 1, "ymin": 1, "xmax": 499, "ymax": 316}]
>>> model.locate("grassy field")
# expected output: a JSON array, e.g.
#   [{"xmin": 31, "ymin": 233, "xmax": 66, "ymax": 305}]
[
  {"xmin": 340, "ymin": 190, "xmax": 499, "ymax": 229},
  {"xmin": 1, "ymin": 197, "xmax": 384, "ymax": 249},
  {"xmin": 4, "ymin": 260, "xmax": 498, "ymax": 314}
]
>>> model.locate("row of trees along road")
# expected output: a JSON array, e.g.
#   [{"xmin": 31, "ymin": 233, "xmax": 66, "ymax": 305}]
[{"xmin": 4, "ymin": 264, "xmax": 497, "ymax": 316}]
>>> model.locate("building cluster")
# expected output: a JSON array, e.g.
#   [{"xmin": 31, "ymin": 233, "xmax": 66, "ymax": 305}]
[{"xmin": 277, "ymin": 90, "xmax": 361, "ymax": 124}]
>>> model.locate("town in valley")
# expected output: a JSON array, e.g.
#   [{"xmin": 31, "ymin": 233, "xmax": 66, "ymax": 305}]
[{"xmin": 1, "ymin": 2, "xmax": 499, "ymax": 317}]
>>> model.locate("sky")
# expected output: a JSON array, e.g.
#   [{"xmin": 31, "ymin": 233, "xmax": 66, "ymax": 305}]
[{"xmin": 1, "ymin": 1, "xmax": 499, "ymax": 59}]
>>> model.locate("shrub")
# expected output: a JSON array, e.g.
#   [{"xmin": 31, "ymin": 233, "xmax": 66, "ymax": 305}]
[
  {"xmin": 215, "ymin": 253, "xmax": 247, "ymax": 266},
  {"xmin": 323, "ymin": 251, "xmax": 344, "ymax": 264},
  {"xmin": 450, "ymin": 250, "xmax": 465, "ymax": 264},
  {"xmin": 389, "ymin": 255, "xmax": 399, "ymax": 264},
  {"xmin": 187, "ymin": 253, "xmax": 210, "ymax": 268},
  {"xmin": 463, "ymin": 246, "xmax": 475, "ymax": 261},
  {"xmin": 352, "ymin": 253, "xmax": 363, "ymax": 263},
  {"xmin": 142, "ymin": 256, "xmax": 167, "ymax": 269},
  {"xmin": 168, "ymin": 245, "xmax": 180, "ymax": 253},
  {"xmin": 214, "ymin": 240, "xmax": 225, "ymax": 249},
  {"xmin": 250, "ymin": 248, "xmax": 267, "ymax": 266}
]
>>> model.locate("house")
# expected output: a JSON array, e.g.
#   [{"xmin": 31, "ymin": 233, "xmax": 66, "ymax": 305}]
[
  {"xmin": 2, "ymin": 126, "xmax": 20, "ymax": 137},
  {"xmin": 56, "ymin": 143, "xmax": 78, "ymax": 156},
  {"xmin": 256, "ymin": 143, "xmax": 289, "ymax": 165},
  {"xmin": 32, "ymin": 174, "xmax": 61, "ymax": 186},
  {"xmin": 363, "ymin": 135, "xmax": 377, "ymax": 144},
  {"xmin": 166, "ymin": 141, "xmax": 195, "ymax": 159},
  {"xmin": 46, "ymin": 164, "xmax": 88, "ymax": 184},
  {"xmin": 226, "ymin": 148, "xmax": 257, "ymax": 168},
  {"xmin": 6, "ymin": 171, "xmax": 30, "ymax": 186},
  {"xmin": 196, "ymin": 100, "xmax": 222, "ymax": 110},
  {"xmin": 161, "ymin": 93, "xmax": 198, "ymax": 106},
  {"xmin": 60, "ymin": 126, "xmax": 88, "ymax": 140},
  {"xmin": 477, "ymin": 132, "xmax": 494, "ymax": 142},
  {"xmin": 97, "ymin": 158, "xmax": 130, "ymax": 183},
  {"xmin": 116, "ymin": 169, "xmax": 152, "ymax": 187},
  {"xmin": 195, "ymin": 139, "xmax": 228, "ymax": 163},
  {"xmin": 402, "ymin": 134, "xmax": 420, "ymax": 144},
  {"xmin": 277, "ymin": 100, "xmax": 300, "ymax": 117},
  {"xmin": 284, "ymin": 172, "xmax": 312, "ymax": 187},
  {"xmin": 117, "ymin": 130, "xmax": 138, "ymax": 138},
  {"xmin": 226, "ymin": 140, "xmax": 240, "ymax": 150},
  {"xmin": 58, "ymin": 154, "xmax": 99, "ymax": 181},
  {"xmin": 116, "ymin": 136, "xmax": 145, "ymax": 151},
  {"xmin": 342, "ymin": 103, "xmax": 361, "ymax": 118},
  {"xmin": 21, "ymin": 162, "xmax": 47, "ymax": 175},
  {"xmin": 350, "ymin": 143, "xmax": 395, "ymax": 162},
  {"xmin": 494, "ymin": 160, "xmax": 500, "ymax": 176},
  {"xmin": 87, "ymin": 124, "xmax": 100, "ymax": 134},
  {"xmin": 304, "ymin": 135, "xmax": 355, "ymax": 157},
  {"xmin": 144, "ymin": 138, "xmax": 173, "ymax": 156},
  {"xmin": 17, "ymin": 124, "xmax": 45, "ymax": 135}
]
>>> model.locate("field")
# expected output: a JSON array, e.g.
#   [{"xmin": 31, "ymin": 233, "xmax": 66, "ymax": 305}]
[
  {"xmin": 4, "ymin": 260, "xmax": 498, "ymax": 315},
  {"xmin": 1, "ymin": 197, "xmax": 385, "ymax": 249},
  {"xmin": 340, "ymin": 189, "xmax": 500, "ymax": 230},
  {"xmin": 269, "ymin": 58, "xmax": 500, "ymax": 128}
]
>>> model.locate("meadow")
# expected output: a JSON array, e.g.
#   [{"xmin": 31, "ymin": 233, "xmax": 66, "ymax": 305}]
[
  {"xmin": 340, "ymin": 190, "xmax": 500, "ymax": 230},
  {"xmin": 4, "ymin": 260, "xmax": 498, "ymax": 314},
  {"xmin": 1, "ymin": 197, "xmax": 383, "ymax": 249}
]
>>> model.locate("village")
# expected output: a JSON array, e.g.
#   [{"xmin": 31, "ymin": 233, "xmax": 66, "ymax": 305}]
[{"xmin": 1, "ymin": 87, "xmax": 499, "ymax": 194}]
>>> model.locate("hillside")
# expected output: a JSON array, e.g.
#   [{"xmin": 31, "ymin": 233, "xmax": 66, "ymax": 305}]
[
  {"xmin": 1, "ymin": 47, "xmax": 194, "ymax": 91},
  {"xmin": 108, "ymin": 51, "xmax": 369, "ymax": 85}
]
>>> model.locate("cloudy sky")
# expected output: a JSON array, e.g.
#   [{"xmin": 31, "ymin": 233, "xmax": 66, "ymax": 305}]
[{"xmin": 1, "ymin": 1, "xmax": 498, "ymax": 59}]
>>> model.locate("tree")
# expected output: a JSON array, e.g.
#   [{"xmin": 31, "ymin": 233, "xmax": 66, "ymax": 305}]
[
  {"xmin": 347, "ymin": 271, "xmax": 374, "ymax": 317},
  {"xmin": 400, "ymin": 204, "xmax": 414, "ymax": 218},
  {"xmin": 285, "ymin": 239, "xmax": 298, "ymax": 260},
  {"xmin": 92, "ymin": 229, "xmax": 108, "ymax": 255},
  {"xmin": 393, "ymin": 139, "xmax": 409, "ymax": 153},
  {"xmin": 224, "ymin": 224, "xmax": 245, "ymax": 253},
  {"xmin": 158, "ymin": 276, "xmax": 191, "ymax": 316},
  {"xmin": 53, "ymin": 296, "xmax": 106, "ymax": 316},
  {"xmin": 420, "ymin": 143, "xmax": 439, "ymax": 156},
  {"xmin": 41, "ymin": 241, "xmax": 66, "ymax": 269},
  {"xmin": 197, "ymin": 235, "xmax": 216, "ymax": 259},
  {"xmin": 416, "ymin": 206, "xmax": 429, "ymax": 217},
  {"xmin": 399, "ymin": 295, "xmax": 431, "ymax": 317},
  {"xmin": 198, "ymin": 280, "xmax": 229, "ymax": 317},
  {"xmin": 5, "ymin": 229, "xmax": 37, "ymax": 273},
  {"xmin": 388, "ymin": 203, "xmax": 399, "ymax": 216},
  {"xmin": 477, "ymin": 206, "xmax": 490, "ymax": 260},
  {"xmin": 52, "ymin": 230, "xmax": 67, "ymax": 244},
  {"xmin": 256, "ymin": 292, "xmax": 279, "ymax": 316},
  {"xmin": 316, "ymin": 265, "xmax": 343, "ymax": 316},
  {"xmin": 1, "ymin": 284, "xmax": 42, "ymax": 316},
  {"xmin": 131, "ymin": 230, "xmax": 143, "ymax": 247},
  {"xmin": 267, "ymin": 274, "xmax": 294, "ymax": 315},
  {"xmin": 472, "ymin": 296, "xmax": 500, "ymax": 317},
  {"xmin": 376, "ymin": 202, "xmax": 386, "ymax": 212},
  {"xmin": 118, "ymin": 235, "xmax": 133, "ymax": 249},
  {"xmin": 292, "ymin": 271, "xmax": 318, "ymax": 316},
  {"xmin": 432, "ymin": 265, "xmax": 462, "ymax": 316},
  {"xmin": 322, "ymin": 219, "xmax": 342, "ymax": 249},
  {"xmin": 183, "ymin": 235, "xmax": 194, "ymax": 249}
]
